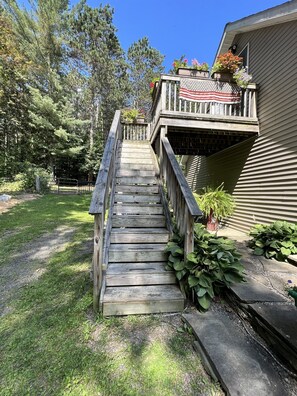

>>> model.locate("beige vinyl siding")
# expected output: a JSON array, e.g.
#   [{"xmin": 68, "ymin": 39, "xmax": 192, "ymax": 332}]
[{"xmin": 186, "ymin": 20, "xmax": 297, "ymax": 232}]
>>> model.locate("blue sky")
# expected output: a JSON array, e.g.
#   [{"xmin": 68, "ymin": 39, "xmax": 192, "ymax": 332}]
[{"xmin": 84, "ymin": 0, "xmax": 286, "ymax": 71}]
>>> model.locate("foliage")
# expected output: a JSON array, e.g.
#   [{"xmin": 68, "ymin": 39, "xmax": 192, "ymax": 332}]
[
  {"xmin": 14, "ymin": 164, "xmax": 51, "ymax": 193},
  {"xmin": 171, "ymin": 56, "xmax": 209, "ymax": 73},
  {"xmin": 1, "ymin": 0, "xmax": 129, "ymax": 181},
  {"xmin": 248, "ymin": 221, "xmax": 297, "ymax": 262},
  {"xmin": 165, "ymin": 224, "xmax": 244, "ymax": 310},
  {"xmin": 211, "ymin": 51, "xmax": 243, "ymax": 74},
  {"xmin": 127, "ymin": 37, "xmax": 164, "ymax": 114},
  {"xmin": 233, "ymin": 67, "xmax": 252, "ymax": 88},
  {"xmin": 191, "ymin": 58, "xmax": 209, "ymax": 71},
  {"xmin": 121, "ymin": 108, "xmax": 144, "ymax": 123},
  {"xmin": 194, "ymin": 183, "xmax": 235, "ymax": 223}
]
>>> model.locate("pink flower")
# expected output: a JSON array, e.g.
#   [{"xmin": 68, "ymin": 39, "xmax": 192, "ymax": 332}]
[
  {"xmin": 184, "ymin": 59, "xmax": 188, "ymax": 64},
  {"xmin": 192, "ymin": 58, "xmax": 199, "ymax": 66}
]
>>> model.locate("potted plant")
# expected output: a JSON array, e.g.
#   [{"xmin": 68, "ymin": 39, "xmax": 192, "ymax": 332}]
[
  {"xmin": 121, "ymin": 108, "xmax": 146, "ymax": 124},
  {"xmin": 211, "ymin": 51, "xmax": 243, "ymax": 82},
  {"xmin": 172, "ymin": 56, "xmax": 209, "ymax": 78},
  {"xmin": 194, "ymin": 183, "xmax": 235, "ymax": 232},
  {"xmin": 286, "ymin": 281, "xmax": 297, "ymax": 307},
  {"xmin": 233, "ymin": 67, "xmax": 253, "ymax": 88}
]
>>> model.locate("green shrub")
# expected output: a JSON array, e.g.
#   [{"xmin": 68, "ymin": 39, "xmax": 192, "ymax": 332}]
[
  {"xmin": 248, "ymin": 221, "xmax": 297, "ymax": 262},
  {"xmin": 15, "ymin": 165, "xmax": 51, "ymax": 193},
  {"xmin": 165, "ymin": 224, "xmax": 244, "ymax": 310}
]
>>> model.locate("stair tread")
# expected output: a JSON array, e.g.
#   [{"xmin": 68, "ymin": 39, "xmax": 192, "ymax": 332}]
[
  {"xmin": 107, "ymin": 263, "xmax": 169, "ymax": 273},
  {"xmin": 109, "ymin": 243, "xmax": 167, "ymax": 251},
  {"xmin": 111, "ymin": 228, "xmax": 169, "ymax": 234},
  {"xmin": 104, "ymin": 285, "xmax": 184, "ymax": 303}
]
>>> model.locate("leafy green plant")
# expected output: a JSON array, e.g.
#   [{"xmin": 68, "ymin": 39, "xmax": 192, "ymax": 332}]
[
  {"xmin": 194, "ymin": 183, "xmax": 235, "ymax": 231},
  {"xmin": 165, "ymin": 224, "xmax": 244, "ymax": 310},
  {"xmin": 248, "ymin": 221, "xmax": 297, "ymax": 262},
  {"xmin": 121, "ymin": 108, "xmax": 145, "ymax": 123},
  {"xmin": 15, "ymin": 165, "xmax": 51, "ymax": 193}
]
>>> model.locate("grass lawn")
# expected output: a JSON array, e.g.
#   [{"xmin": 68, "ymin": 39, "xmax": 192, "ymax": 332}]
[{"xmin": 0, "ymin": 194, "xmax": 222, "ymax": 396}]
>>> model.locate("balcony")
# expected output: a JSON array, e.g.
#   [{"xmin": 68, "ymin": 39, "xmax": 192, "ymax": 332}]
[{"xmin": 149, "ymin": 74, "xmax": 259, "ymax": 156}]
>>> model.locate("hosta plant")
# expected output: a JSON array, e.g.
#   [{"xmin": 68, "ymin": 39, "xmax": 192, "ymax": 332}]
[
  {"xmin": 248, "ymin": 221, "xmax": 297, "ymax": 262},
  {"xmin": 165, "ymin": 224, "xmax": 245, "ymax": 310}
]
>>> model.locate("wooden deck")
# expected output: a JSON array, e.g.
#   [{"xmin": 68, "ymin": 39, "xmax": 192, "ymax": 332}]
[{"xmin": 150, "ymin": 74, "xmax": 259, "ymax": 156}]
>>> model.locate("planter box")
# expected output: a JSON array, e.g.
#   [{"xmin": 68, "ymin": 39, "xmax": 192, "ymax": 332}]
[
  {"xmin": 177, "ymin": 68, "xmax": 209, "ymax": 79},
  {"xmin": 211, "ymin": 71, "xmax": 234, "ymax": 82}
]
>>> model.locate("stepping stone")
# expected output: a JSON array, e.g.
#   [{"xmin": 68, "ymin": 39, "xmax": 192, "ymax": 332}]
[
  {"xmin": 229, "ymin": 276, "xmax": 286, "ymax": 303},
  {"xmin": 288, "ymin": 255, "xmax": 297, "ymax": 266},
  {"xmin": 183, "ymin": 312, "xmax": 286, "ymax": 396},
  {"xmin": 248, "ymin": 303, "xmax": 297, "ymax": 372},
  {"xmin": 260, "ymin": 257, "xmax": 297, "ymax": 274}
]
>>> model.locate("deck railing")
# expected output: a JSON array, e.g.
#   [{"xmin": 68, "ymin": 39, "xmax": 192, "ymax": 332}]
[
  {"xmin": 150, "ymin": 75, "xmax": 258, "ymax": 137},
  {"xmin": 89, "ymin": 110, "xmax": 122, "ymax": 311},
  {"xmin": 122, "ymin": 123, "xmax": 150, "ymax": 140},
  {"xmin": 160, "ymin": 136, "xmax": 202, "ymax": 257}
]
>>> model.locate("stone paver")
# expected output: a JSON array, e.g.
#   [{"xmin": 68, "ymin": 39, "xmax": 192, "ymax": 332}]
[
  {"xmin": 230, "ymin": 276, "xmax": 286, "ymax": 303},
  {"xmin": 183, "ymin": 312, "xmax": 286, "ymax": 396}
]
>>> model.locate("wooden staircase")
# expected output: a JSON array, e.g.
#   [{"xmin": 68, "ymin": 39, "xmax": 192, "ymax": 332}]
[{"xmin": 103, "ymin": 140, "xmax": 184, "ymax": 316}]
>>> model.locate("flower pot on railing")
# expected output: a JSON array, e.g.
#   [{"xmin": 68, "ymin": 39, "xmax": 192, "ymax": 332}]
[
  {"xmin": 211, "ymin": 71, "xmax": 234, "ymax": 82},
  {"xmin": 177, "ymin": 68, "xmax": 209, "ymax": 79},
  {"xmin": 288, "ymin": 289, "xmax": 297, "ymax": 307}
]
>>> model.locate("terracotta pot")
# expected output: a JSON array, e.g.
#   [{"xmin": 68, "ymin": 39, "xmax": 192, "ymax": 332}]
[
  {"xmin": 177, "ymin": 68, "xmax": 209, "ymax": 79},
  {"xmin": 211, "ymin": 71, "xmax": 234, "ymax": 82},
  {"xmin": 206, "ymin": 211, "xmax": 219, "ymax": 231}
]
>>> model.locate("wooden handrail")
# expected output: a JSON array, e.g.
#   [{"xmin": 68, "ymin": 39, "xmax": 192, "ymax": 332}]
[
  {"xmin": 161, "ymin": 136, "xmax": 202, "ymax": 256},
  {"xmin": 89, "ymin": 110, "xmax": 122, "ymax": 311}
]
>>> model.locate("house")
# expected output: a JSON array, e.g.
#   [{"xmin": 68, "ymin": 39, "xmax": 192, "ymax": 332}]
[{"xmin": 184, "ymin": 0, "xmax": 297, "ymax": 232}]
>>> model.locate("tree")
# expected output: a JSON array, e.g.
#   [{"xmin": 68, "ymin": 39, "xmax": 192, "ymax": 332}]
[
  {"xmin": 0, "ymin": 10, "xmax": 31, "ymax": 176},
  {"xmin": 67, "ymin": 0, "xmax": 128, "ymax": 179},
  {"xmin": 127, "ymin": 37, "xmax": 164, "ymax": 113}
]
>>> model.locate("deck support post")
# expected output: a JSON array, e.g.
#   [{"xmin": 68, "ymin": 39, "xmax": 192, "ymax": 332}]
[{"xmin": 93, "ymin": 213, "xmax": 104, "ymax": 311}]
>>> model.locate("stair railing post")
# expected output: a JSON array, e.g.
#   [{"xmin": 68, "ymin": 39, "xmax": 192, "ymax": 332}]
[{"xmin": 93, "ymin": 212, "xmax": 104, "ymax": 311}]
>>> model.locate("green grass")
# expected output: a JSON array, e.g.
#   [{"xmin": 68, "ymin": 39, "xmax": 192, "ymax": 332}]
[{"xmin": 0, "ymin": 195, "xmax": 222, "ymax": 396}]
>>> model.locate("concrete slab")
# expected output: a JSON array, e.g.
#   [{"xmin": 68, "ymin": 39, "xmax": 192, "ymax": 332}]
[
  {"xmin": 288, "ymin": 255, "xmax": 297, "ymax": 267},
  {"xmin": 230, "ymin": 276, "xmax": 287, "ymax": 303},
  {"xmin": 248, "ymin": 304, "xmax": 297, "ymax": 371},
  {"xmin": 183, "ymin": 312, "xmax": 286, "ymax": 396},
  {"xmin": 249, "ymin": 304, "xmax": 297, "ymax": 353},
  {"xmin": 260, "ymin": 257, "xmax": 297, "ymax": 274}
]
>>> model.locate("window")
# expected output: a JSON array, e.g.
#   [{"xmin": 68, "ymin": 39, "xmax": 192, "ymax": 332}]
[{"xmin": 239, "ymin": 44, "xmax": 249, "ymax": 69}]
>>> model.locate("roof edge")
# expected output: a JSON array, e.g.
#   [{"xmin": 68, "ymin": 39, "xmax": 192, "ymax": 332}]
[{"xmin": 215, "ymin": 1, "xmax": 297, "ymax": 60}]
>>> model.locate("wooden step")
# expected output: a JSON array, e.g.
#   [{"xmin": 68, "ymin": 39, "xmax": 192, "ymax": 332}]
[
  {"xmin": 103, "ymin": 285, "xmax": 184, "ymax": 316},
  {"xmin": 110, "ymin": 228, "xmax": 169, "ymax": 243},
  {"xmin": 114, "ymin": 194, "xmax": 161, "ymax": 204},
  {"xmin": 117, "ymin": 169, "xmax": 156, "ymax": 177},
  {"xmin": 117, "ymin": 163, "xmax": 155, "ymax": 171},
  {"xmin": 113, "ymin": 204, "xmax": 164, "ymax": 215},
  {"xmin": 106, "ymin": 263, "xmax": 176, "ymax": 286},
  {"xmin": 119, "ymin": 151, "xmax": 151, "ymax": 157},
  {"xmin": 116, "ymin": 176, "xmax": 156, "ymax": 185},
  {"xmin": 109, "ymin": 243, "xmax": 167, "ymax": 262},
  {"xmin": 112, "ymin": 215, "xmax": 166, "ymax": 228},
  {"xmin": 116, "ymin": 156, "xmax": 153, "ymax": 165},
  {"xmin": 115, "ymin": 185, "xmax": 159, "ymax": 194},
  {"xmin": 120, "ymin": 142, "xmax": 150, "ymax": 147}
]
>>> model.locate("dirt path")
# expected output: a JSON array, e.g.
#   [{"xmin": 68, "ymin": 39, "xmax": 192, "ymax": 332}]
[
  {"xmin": 0, "ymin": 193, "xmax": 39, "ymax": 214},
  {"xmin": 0, "ymin": 225, "xmax": 76, "ymax": 316}
]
